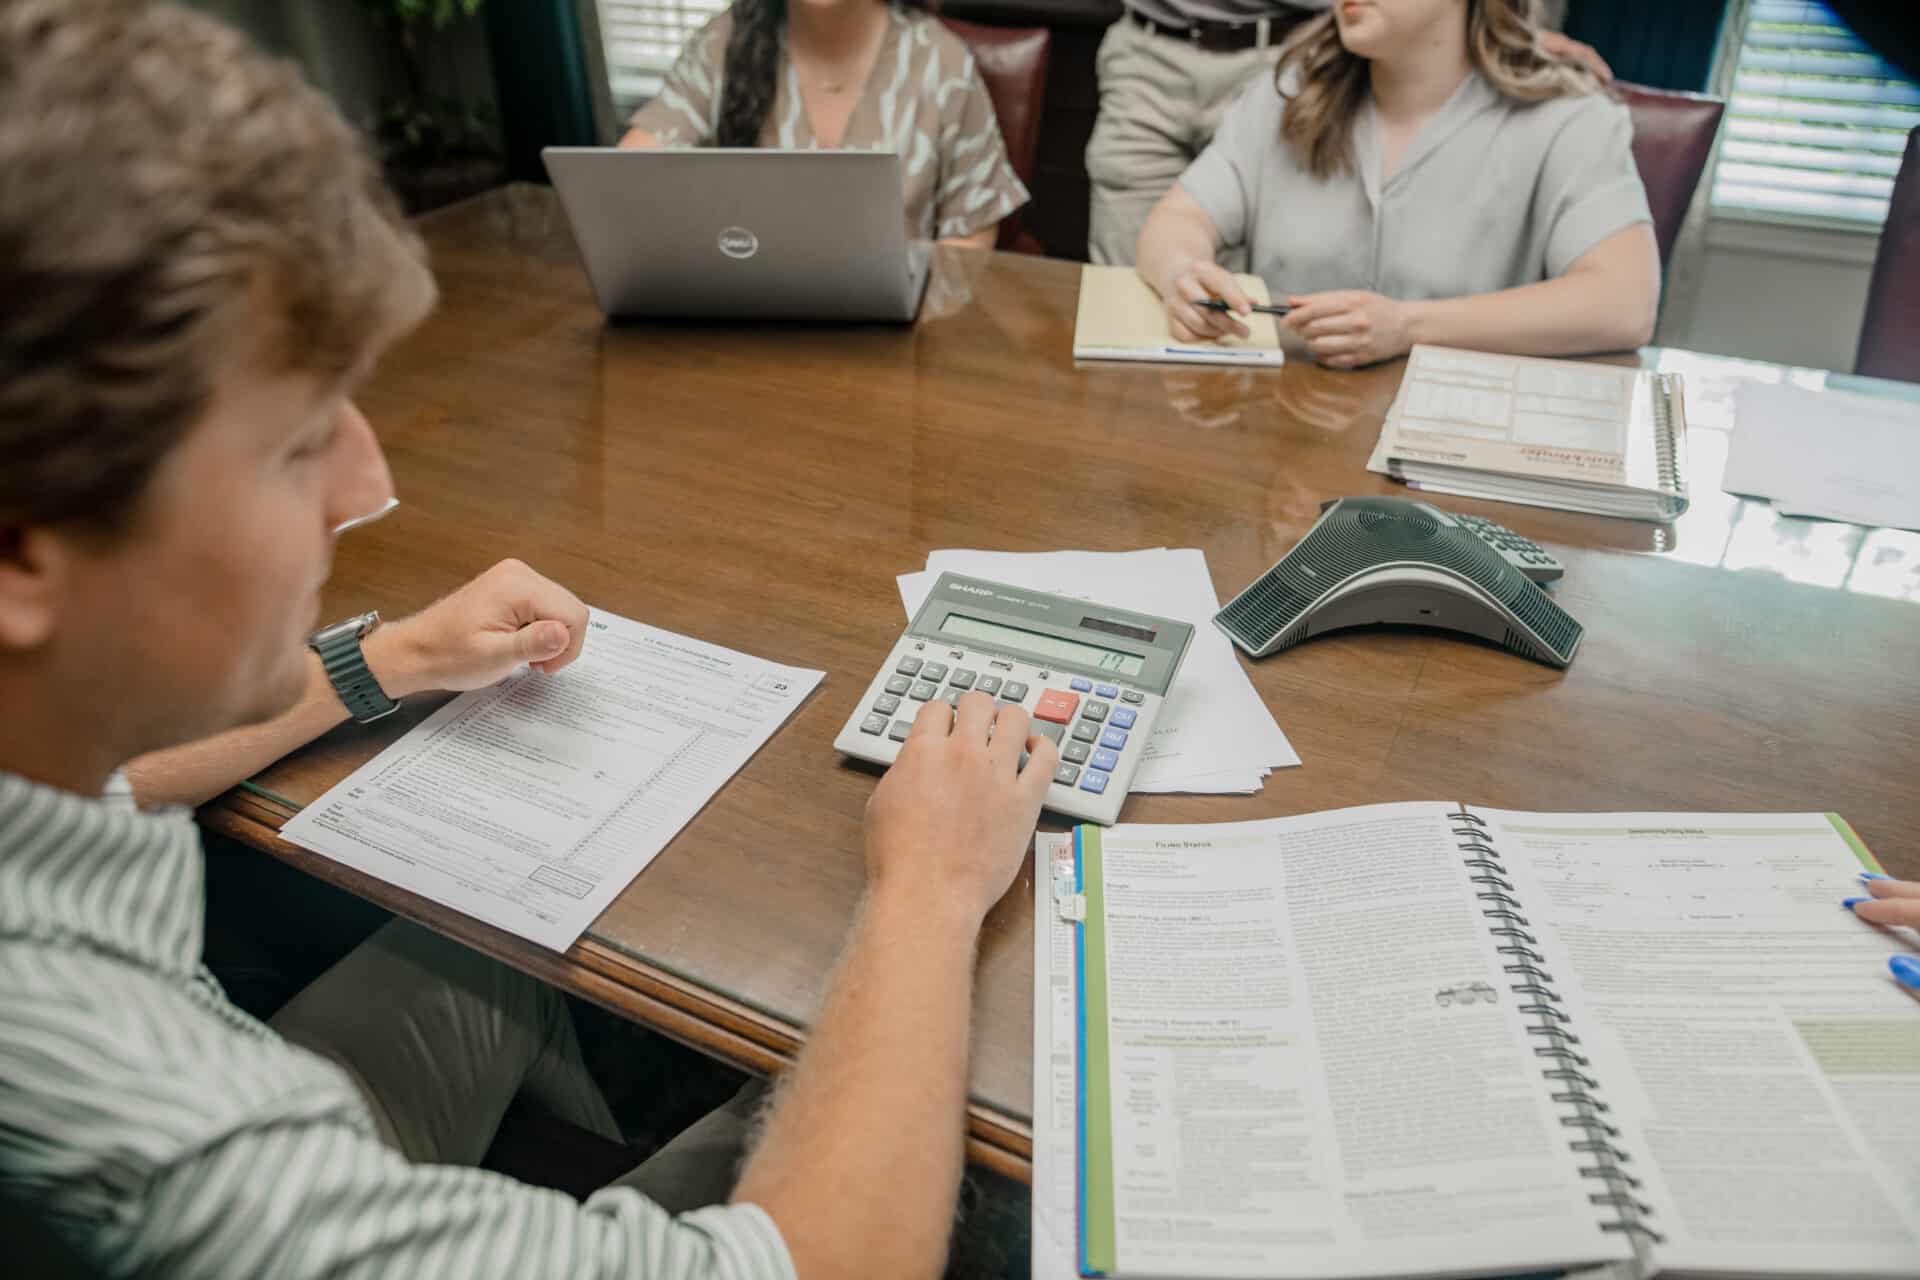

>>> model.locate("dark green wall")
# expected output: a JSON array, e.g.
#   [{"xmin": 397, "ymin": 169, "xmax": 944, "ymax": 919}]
[
  {"xmin": 484, "ymin": 0, "xmax": 598, "ymax": 181},
  {"xmin": 1566, "ymin": 0, "xmax": 1731, "ymax": 93}
]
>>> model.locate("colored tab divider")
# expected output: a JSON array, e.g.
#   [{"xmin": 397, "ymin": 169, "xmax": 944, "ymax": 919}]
[
  {"xmin": 1827, "ymin": 812, "xmax": 1885, "ymax": 872},
  {"xmin": 1076, "ymin": 824, "xmax": 1117, "ymax": 1276}
]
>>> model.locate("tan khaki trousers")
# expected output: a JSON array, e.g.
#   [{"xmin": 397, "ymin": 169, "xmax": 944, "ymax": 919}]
[
  {"xmin": 1085, "ymin": 13, "xmax": 1286, "ymax": 266},
  {"xmin": 271, "ymin": 919, "xmax": 761, "ymax": 1212}
]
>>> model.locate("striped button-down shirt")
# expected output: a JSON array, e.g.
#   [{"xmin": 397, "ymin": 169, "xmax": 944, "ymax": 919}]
[{"xmin": 0, "ymin": 769, "xmax": 794, "ymax": 1278}]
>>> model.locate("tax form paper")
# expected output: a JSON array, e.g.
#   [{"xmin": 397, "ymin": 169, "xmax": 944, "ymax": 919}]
[{"xmin": 284, "ymin": 609, "xmax": 822, "ymax": 950}]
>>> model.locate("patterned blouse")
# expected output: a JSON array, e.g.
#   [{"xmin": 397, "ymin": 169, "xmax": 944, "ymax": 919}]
[{"xmin": 631, "ymin": 6, "xmax": 1029, "ymax": 242}]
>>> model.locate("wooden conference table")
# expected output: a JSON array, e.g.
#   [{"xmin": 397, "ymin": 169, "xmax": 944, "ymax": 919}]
[{"xmin": 202, "ymin": 185, "xmax": 1920, "ymax": 1181}]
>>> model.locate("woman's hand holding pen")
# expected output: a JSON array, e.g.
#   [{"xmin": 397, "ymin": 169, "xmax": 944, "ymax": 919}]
[
  {"xmin": 1284, "ymin": 290, "xmax": 1414, "ymax": 369},
  {"xmin": 1157, "ymin": 257, "xmax": 1257, "ymax": 343}
]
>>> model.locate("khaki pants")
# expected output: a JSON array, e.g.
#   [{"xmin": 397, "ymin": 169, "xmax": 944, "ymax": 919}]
[
  {"xmin": 1085, "ymin": 13, "xmax": 1287, "ymax": 266},
  {"xmin": 271, "ymin": 919, "xmax": 761, "ymax": 1213}
]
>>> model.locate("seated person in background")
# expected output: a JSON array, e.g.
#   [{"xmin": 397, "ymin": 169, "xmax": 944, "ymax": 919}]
[
  {"xmin": 1084, "ymin": 0, "xmax": 1613, "ymax": 267},
  {"xmin": 620, "ymin": 0, "xmax": 1029, "ymax": 250},
  {"xmin": 0, "ymin": 3, "xmax": 1058, "ymax": 1275},
  {"xmin": 1137, "ymin": 0, "xmax": 1659, "ymax": 367}
]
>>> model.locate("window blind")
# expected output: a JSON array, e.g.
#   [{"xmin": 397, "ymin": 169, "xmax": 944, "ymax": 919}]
[
  {"xmin": 593, "ymin": 0, "xmax": 729, "ymax": 115},
  {"xmin": 1709, "ymin": 0, "xmax": 1920, "ymax": 226}
]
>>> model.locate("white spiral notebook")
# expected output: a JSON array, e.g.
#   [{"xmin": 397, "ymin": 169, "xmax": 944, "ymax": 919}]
[
  {"xmin": 1059, "ymin": 804, "xmax": 1918, "ymax": 1279},
  {"xmin": 1367, "ymin": 346, "xmax": 1689, "ymax": 521}
]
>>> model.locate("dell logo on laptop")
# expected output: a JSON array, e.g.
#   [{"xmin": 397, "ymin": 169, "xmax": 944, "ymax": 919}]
[{"xmin": 717, "ymin": 227, "xmax": 758, "ymax": 259}]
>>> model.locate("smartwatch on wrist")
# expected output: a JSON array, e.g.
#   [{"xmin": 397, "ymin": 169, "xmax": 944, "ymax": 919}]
[{"xmin": 308, "ymin": 611, "xmax": 401, "ymax": 723}]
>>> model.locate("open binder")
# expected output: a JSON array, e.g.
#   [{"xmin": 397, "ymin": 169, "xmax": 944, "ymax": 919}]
[{"xmin": 1061, "ymin": 803, "xmax": 1919, "ymax": 1279}]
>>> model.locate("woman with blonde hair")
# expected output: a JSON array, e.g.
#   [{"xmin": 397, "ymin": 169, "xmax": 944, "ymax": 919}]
[{"xmin": 1137, "ymin": 0, "xmax": 1659, "ymax": 366}]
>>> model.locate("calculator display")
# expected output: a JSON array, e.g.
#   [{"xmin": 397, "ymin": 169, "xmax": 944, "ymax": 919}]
[{"xmin": 939, "ymin": 613, "xmax": 1146, "ymax": 677}]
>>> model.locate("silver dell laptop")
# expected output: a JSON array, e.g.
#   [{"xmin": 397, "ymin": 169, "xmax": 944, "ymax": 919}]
[{"xmin": 541, "ymin": 148, "xmax": 930, "ymax": 322}]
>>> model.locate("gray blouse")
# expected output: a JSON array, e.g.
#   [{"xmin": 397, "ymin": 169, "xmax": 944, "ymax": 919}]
[{"xmin": 1180, "ymin": 69, "xmax": 1652, "ymax": 300}]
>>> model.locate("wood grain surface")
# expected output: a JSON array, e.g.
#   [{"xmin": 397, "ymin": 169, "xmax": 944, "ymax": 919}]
[{"xmin": 205, "ymin": 185, "xmax": 1920, "ymax": 1178}]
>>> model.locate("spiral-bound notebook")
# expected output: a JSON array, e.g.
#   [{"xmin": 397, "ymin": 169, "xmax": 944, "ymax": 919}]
[
  {"xmin": 1061, "ymin": 804, "xmax": 1919, "ymax": 1279},
  {"xmin": 1366, "ymin": 346, "xmax": 1689, "ymax": 521}
]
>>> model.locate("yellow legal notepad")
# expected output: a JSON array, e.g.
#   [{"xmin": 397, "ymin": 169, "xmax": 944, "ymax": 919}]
[{"xmin": 1072, "ymin": 264, "xmax": 1285, "ymax": 367}]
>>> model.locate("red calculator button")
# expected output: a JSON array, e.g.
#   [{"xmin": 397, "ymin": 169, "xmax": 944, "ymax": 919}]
[{"xmin": 1033, "ymin": 689, "xmax": 1080, "ymax": 724}]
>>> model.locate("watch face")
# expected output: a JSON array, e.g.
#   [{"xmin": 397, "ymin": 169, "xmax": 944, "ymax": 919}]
[{"xmin": 311, "ymin": 611, "xmax": 378, "ymax": 647}]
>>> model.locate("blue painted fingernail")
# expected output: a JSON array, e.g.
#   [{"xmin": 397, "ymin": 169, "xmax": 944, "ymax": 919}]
[
  {"xmin": 1891, "ymin": 956, "xmax": 1920, "ymax": 990},
  {"xmin": 1843, "ymin": 897, "xmax": 1871, "ymax": 910},
  {"xmin": 1860, "ymin": 872, "xmax": 1891, "ymax": 882}
]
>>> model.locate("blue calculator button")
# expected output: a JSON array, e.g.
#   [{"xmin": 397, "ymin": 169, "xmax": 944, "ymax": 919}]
[
  {"xmin": 1090, "ymin": 748, "xmax": 1120, "ymax": 772},
  {"xmin": 1079, "ymin": 769, "xmax": 1110, "ymax": 794},
  {"xmin": 1095, "ymin": 683, "xmax": 1119, "ymax": 698},
  {"xmin": 1069, "ymin": 677, "xmax": 1093, "ymax": 693},
  {"xmin": 1108, "ymin": 707, "xmax": 1137, "ymax": 730},
  {"xmin": 1099, "ymin": 727, "xmax": 1128, "ymax": 751}
]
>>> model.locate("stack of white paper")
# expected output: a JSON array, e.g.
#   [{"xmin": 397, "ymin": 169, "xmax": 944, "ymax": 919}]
[
  {"xmin": 898, "ymin": 548, "xmax": 1298, "ymax": 793},
  {"xmin": 1726, "ymin": 382, "xmax": 1920, "ymax": 531}
]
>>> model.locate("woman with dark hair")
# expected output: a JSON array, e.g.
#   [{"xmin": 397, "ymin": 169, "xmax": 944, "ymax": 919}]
[
  {"xmin": 1137, "ymin": 0, "xmax": 1659, "ymax": 365},
  {"xmin": 620, "ymin": 0, "xmax": 1028, "ymax": 249}
]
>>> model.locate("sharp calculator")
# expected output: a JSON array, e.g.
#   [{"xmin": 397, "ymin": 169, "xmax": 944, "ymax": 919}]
[{"xmin": 833, "ymin": 574, "xmax": 1195, "ymax": 825}]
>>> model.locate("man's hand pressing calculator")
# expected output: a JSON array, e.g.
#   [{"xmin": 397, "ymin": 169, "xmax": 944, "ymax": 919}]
[{"xmin": 833, "ymin": 575, "xmax": 1194, "ymax": 825}]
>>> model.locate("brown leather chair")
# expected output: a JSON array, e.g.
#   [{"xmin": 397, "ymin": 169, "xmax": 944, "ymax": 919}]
[
  {"xmin": 1618, "ymin": 82, "xmax": 1726, "ymax": 272},
  {"xmin": 941, "ymin": 15, "xmax": 1051, "ymax": 253},
  {"xmin": 1856, "ymin": 126, "xmax": 1920, "ymax": 382}
]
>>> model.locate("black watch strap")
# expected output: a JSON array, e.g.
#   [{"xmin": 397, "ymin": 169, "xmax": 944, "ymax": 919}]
[{"xmin": 309, "ymin": 615, "xmax": 400, "ymax": 723}]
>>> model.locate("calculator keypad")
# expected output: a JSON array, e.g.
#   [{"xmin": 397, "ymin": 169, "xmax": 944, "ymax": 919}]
[{"xmin": 844, "ymin": 641, "xmax": 1161, "ymax": 824}]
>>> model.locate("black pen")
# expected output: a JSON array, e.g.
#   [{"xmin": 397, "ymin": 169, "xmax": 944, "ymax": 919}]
[{"xmin": 1198, "ymin": 298, "xmax": 1292, "ymax": 317}]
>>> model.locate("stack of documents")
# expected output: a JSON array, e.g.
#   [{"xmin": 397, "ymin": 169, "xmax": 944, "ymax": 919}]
[
  {"xmin": 898, "ymin": 548, "xmax": 1298, "ymax": 793},
  {"xmin": 284, "ymin": 609, "xmax": 822, "ymax": 951},
  {"xmin": 1725, "ymin": 381, "xmax": 1920, "ymax": 531},
  {"xmin": 1368, "ymin": 345, "xmax": 1690, "ymax": 521}
]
